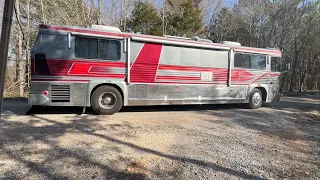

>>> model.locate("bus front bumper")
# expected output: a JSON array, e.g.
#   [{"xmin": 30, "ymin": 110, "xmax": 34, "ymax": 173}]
[
  {"xmin": 28, "ymin": 94, "xmax": 50, "ymax": 106},
  {"xmin": 272, "ymin": 92, "xmax": 280, "ymax": 102}
]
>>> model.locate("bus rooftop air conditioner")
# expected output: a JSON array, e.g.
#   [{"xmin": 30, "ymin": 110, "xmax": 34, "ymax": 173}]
[
  {"xmin": 219, "ymin": 41, "xmax": 241, "ymax": 46},
  {"xmin": 91, "ymin": 25, "xmax": 121, "ymax": 33}
]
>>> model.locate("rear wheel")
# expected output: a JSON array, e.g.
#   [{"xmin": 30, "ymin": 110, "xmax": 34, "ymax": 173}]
[
  {"xmin": 91, "ymin": 86, "xmax": 123, "ymax": 115},
  {"xmin": 248, "ymin": 88, "xmax": 262, "ymax": 109}
]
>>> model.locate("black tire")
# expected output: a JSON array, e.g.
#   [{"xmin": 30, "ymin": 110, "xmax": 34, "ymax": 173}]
[
  {"xmin": 91, "ymin": 86, "xmax": 123, "ymax": 115},
  {"xmin": 247, "ymin": 88, "xmax": 262, "ymax": 109}
]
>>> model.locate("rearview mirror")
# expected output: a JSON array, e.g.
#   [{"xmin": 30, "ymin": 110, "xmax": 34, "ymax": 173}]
[{"xmin": 281, "ymin": 63, "xmax": 290, "ymax": 73}]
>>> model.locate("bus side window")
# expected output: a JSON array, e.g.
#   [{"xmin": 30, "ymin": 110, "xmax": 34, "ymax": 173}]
[
  {"xmin": 271, "ymin": 57, "xmax": 281, "ymax": 72},
  {"xmin": 75, "ymin": 37, "xmax": 98, "ymax": 59},
  {"xmin": 234, "ymin": 53, "xmax": 250, "ymax": 68},
  {"xmin": 234, "ymin": 53, "xmax": 266, "ymax": 70},
  {"xmin": 75, "ymin": 37, "xmax": 121, "ymax": 60},
  {"xmin": 250, "ymin": 54, "xmax": 266, "ymax": 70},
  {"xmin": 99, "ymin": 39, "xmax": 121, "ymax": 60}
]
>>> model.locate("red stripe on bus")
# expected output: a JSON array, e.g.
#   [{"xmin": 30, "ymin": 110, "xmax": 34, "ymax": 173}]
[
  {"xmin": 158, "ymin": 65, "xmax": 228, "ymax": 72},
  {"xmin": 130, "ymin": 43, "xmax": 162, "ymax": 83},
  {"xmin": 158, "ymin": 65, "xmax": 254, "ymax": 82},
  {"xmin": 31, "ymin": 79, "xmax": 90, "ymax": 82},
  {"xmin": 156, "ymin": 76, "xmax": 200, "ymax": 81},
  {"xmin": 32, "ymin": 73, "xmax": 125, "ymax": 79},
  {"xmin": 250, "ymin": 73, "xmax": 280, "ymax": 84},
  {"xmin": 33, "ymin": 59, "xmax": 126, "ymax": 77}
]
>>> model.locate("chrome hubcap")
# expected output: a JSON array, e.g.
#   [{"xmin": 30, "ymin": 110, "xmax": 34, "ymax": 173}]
[
  {"xmin": 98, "ymin": 92, "xmax": 117, "ymax": 109},
  {"xmin": 253, "ymin": 92, "xmax": 261, "ymax": 105}
]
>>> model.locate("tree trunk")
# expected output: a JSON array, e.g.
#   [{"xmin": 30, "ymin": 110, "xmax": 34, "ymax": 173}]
[
  {"xmin": 288, "ymin": 59, "xmax": 297, "ymax": 92},
  {"xmin": 15, "ymin": 0, "xmax": 24, "ymax": 97},
  {"xmin": 288, "ymin": 39, "xmax": 299, "ymax": 92},
  {"xmin": 97, "ymin": 0, "xmax": 102, "ymax": 25},
  {"xmin": 40, "ymin": 0, "xmax": 47, "ymax": 24},
  {"xmin": 111, "ymin": 0, "xmax": 116, "ymax": 26},
  {"xmin": 299, "ymin": 79, "xmax": 303, "ymax": 92},
  {"xmin": 163, "ymin": 0, "xmax": 165, "ymax": 35},
  {"xmin": 26, "ymin": 0, "xmax": 31, "ymax": 90},
  {"xmin": 120, "ymin": 0, "xmax": 124, "ymax": 28}
]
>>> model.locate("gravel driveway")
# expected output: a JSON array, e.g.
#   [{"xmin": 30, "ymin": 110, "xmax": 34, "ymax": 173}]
[{"xmin": 0, "ymin": 95, "xmax": 319, "ymax": 180}]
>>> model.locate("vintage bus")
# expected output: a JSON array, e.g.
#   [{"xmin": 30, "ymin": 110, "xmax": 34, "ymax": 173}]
[{"xmin": 29, "ymin": 24, "xmax": 282, "ymax": 115}]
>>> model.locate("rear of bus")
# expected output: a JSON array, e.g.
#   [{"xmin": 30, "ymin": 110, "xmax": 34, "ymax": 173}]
[
  {"xmin": 28, "ymin": 24, "xmax": 125, "ymax": 111},
  {"xmin": 29, "ymin": 25, "xmax": 74, "ymax": 107}
]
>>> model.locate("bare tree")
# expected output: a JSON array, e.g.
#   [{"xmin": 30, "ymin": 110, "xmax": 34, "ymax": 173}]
[
  {"xmin": 14, "ymin": 0, "xmax": 25, "ymax": 97},
  {"xmin": 200, "ymin": 0, "xmax": 223, "ymax": 26}
]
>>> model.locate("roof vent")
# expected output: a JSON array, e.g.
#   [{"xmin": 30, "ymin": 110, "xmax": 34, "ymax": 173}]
[
  {"xmin": 91, "ymin": 25, "xmax": 121, "ymax": 32},
  {"xmin": 267, "ymin": 48, "xmax": 280, "ymax": 51},
  {"xmin": 164, "ymin": 35, "xmax": 191, "ymax": 40},
  {"xmin": 191, "ymin": 36, "xmax": 200, "ymax": 41},
  {"xmin": 219, "ymin": 41, "xmax": 241, "ymax": 46},
  {"xmin": 191, "ymin": 36, "xmax": 213, "ymax": 43}
]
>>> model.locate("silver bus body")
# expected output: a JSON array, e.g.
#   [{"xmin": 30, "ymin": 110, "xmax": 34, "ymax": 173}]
[{"xmin": 29, "ymin": 24, "xmax": 282, "ymax": 112}]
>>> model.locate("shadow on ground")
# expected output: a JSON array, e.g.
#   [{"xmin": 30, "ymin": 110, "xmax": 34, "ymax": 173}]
[
  {"xmin": 24, "ymin": 103, "xmax": 246, "ymax": 115},
  {"xmin": 0, "ymin": 113, "xmax": 264, "ymax": 179},
  {"xmin": 1, "ymin": 95, "xmax": 319, "ymax": 179},
  {"xmin": 4, "ymin": 95, "xmax": 319, "ymax": 116},
  {"xmin": 268, "ymin": 96, "xmax": 320, "ymax": 112}
]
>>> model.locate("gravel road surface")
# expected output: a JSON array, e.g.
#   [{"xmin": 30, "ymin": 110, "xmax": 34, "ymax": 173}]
[{"xmin": 0, "ymin": 95, "xmax": 319, "ymax": 180}]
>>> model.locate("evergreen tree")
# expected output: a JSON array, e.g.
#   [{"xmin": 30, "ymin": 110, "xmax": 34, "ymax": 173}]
[
  {"xmin": 126, "ymin": 1, "xmax": 162, "ymax": 36},
  {"xmin": 165, "ymin": 0, "xmax": 203, "ymax": 37}
]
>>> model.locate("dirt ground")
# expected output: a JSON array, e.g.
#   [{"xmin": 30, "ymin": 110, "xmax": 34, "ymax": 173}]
[{"xmin": 0, "ymin": 95, "xmax": 319, "ymax": 180}]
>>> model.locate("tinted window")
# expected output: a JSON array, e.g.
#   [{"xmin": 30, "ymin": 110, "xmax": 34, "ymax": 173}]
[
  {"xmin": 234, "ymin": 53, "xmax": 266, "ymax": 70},
  {"xmin": 271, "ymin": 57, "xmax": 281, "ymax": 72},
  {"xmin": 99, "ymin": 39, "xmax": 121, "ymax": 59},
  {"xmin": 234, "ymin": 53, "xmax": 250, "ymax": 68},
  {"xmin": 75, "ymin": 37, "xmax": 98, "ymax": 59},
  {"xmin": 75, "ymin": 37, "xmax": 120, "ymax": 60}
]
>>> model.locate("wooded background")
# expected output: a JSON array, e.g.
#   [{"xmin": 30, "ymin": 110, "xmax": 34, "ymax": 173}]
[{"xmin": 1, "ymin": 0, "xmax": 319, "ymax": 97}]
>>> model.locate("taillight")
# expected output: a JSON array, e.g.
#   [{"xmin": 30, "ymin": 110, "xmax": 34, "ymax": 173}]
[{"xmin": 42, "ymin": 91, "xmax": 49, "ymax": 96}]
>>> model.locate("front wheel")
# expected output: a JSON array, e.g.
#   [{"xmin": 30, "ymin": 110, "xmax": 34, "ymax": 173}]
[
  {"xmin": 247, "ymin": 88, "xmax": 262, "ymax": 109},
  {"xmin": 91, "ymin": 86, "xmax": 123, "ymax": 115}
]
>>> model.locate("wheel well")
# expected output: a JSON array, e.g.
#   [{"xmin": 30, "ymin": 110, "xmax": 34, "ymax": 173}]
[
  {"xmin": 90, "ymin": 83, "xmax": 124, "ymax": 102},
  {"xmin": 256, "ymin": 87, "xmax": 267, "ymax": 102}
]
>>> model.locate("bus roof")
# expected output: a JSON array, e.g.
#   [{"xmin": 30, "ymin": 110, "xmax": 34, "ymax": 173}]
[{"xmin": 39, "ymin": 24, "xmax": 282, "ymax": 56}]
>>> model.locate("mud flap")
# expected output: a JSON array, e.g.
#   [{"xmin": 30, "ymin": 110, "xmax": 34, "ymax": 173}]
[{"xmin": 272, "ymin": 92, "xmax": 280, "ymax": 102}]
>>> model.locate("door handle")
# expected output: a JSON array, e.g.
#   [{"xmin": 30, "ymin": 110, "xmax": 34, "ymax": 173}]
[{"xmin": 265, "ymin": 75, "xmax": 270, "ymax": 77}]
